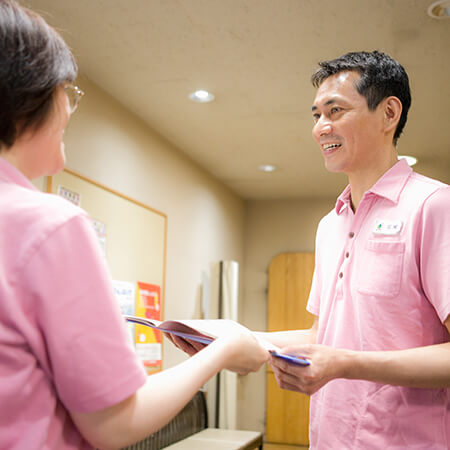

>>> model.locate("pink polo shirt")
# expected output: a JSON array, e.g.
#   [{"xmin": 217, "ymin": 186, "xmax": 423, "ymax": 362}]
[
  {"xmin": 307, "ymin": 159, "xmax": 450, "ymax": 449},
  {"xmin": 0, "ymin": 158, "xmax": 147, "ymax": 449}
]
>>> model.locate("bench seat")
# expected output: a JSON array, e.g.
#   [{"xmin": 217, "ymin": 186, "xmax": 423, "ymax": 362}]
[{"xmin": 164, "ymin": 428, "xmax": 262, "ymax": 450}]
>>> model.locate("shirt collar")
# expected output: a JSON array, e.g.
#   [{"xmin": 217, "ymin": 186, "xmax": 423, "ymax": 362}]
[
  {"xmin": 335, "ymin": 159, "xmax": 413, "ymax": 215},
  {"xmin": 0, "ymin": 156, "xmax": 38, "ymax": 191}
]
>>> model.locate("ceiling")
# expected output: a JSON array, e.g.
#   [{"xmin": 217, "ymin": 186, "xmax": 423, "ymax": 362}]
[{"xmin": 25, "ymin": 0, "xmax": 450, "ymax": 199}]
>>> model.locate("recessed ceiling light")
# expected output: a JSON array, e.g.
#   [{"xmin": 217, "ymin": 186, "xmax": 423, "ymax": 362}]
[
  {"xmin": 398, "ymin": 155, "xmax": 418, "ymax": 166},
  {"xmin": 427, "ymin": 0, "xmax": 450, "ymax": 19},
  {"xmin": 189, "ymin": 90, "xmax": 215, "ymax": 103},
  {"xmin": 258, "ymin": 164, "xmax": 276, "ymax": 173}
]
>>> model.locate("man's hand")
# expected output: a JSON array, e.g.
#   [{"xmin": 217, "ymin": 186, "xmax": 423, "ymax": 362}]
[
  {"xmin": 269, "ymin": 344, "xmax": 345, "ymax": 395},
  {"xmin": 270, "ymin": 335, "xmax": 450, "ymax": 394}
]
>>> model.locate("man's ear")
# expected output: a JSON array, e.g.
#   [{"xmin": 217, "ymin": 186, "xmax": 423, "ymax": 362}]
[{"xmin": 383, "ymin": 96, "xmax": 402, "ymax": 135}]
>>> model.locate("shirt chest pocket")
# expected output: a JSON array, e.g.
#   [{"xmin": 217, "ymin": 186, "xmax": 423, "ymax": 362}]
[{"xmin": 357, "ymin": 240, "xmax": 405, "ymax": 298}]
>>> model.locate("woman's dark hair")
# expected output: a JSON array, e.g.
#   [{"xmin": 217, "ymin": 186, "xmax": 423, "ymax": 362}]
[
  {"xmin": 311, "ymin": 51, "xmax": 411, "ymax": 145},
  {"xmin": 0, "ymin": 0, "xmax": 77, "ymax": 149}
]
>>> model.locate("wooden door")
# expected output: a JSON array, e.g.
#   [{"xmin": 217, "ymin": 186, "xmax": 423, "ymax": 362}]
[{"xmin": 266, "ymin": 253, "xmax": 315, "ymax": 446}]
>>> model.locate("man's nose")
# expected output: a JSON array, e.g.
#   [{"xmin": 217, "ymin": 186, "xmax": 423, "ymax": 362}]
[{"xmin": 313, "ymin": 117, "xmax": 332, "ymax": 138}]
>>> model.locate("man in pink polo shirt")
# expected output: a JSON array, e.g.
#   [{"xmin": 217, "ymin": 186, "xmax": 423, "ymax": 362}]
[{"xmin": 267, "ymin": 51, "xmax": 450, "ymax": 448}]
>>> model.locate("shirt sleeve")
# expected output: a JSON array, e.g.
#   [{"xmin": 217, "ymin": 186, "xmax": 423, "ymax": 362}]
[
  {"xmin": 23, "ymin": 212, "xmax": 147, "ymax": 413},
  {"xmin": 420, "ymin": 186, "xmax": 450, "ymax": 324}
]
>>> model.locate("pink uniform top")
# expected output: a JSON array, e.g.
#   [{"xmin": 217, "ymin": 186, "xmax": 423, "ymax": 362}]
[
  {"xmin": 307, "ymin": 159, "xmax": 450, "ymax": 449},
  {"xmin": 0, "ymin": 158, "xmax": 147, "ymax": 449}
]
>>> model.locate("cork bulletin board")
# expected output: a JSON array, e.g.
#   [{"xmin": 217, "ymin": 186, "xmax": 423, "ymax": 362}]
[{"xmin": 47, "ymin": 168, "xmax": 167, "ymax": 374}]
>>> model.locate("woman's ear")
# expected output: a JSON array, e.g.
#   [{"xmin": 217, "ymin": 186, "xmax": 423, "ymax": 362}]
[{"xmin": 383, "ymin": 96, "xmax": 403, "ymax": 136}]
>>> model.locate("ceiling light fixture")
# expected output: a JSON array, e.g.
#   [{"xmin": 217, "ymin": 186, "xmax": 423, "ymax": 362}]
[
  {"xmin": 258, "ymin": 164, "xmax": 276, "ymax": 173},
  {"xmin": 398, "ymin": 155, "xmax": 418, "ymax": 166},
  {"xmin": 427, "ymin": 0, "xmax": 450, "ymax": 19},
  {"xmin": 189, "ymin": 89, "xmax": 215, "ymax": 103}
]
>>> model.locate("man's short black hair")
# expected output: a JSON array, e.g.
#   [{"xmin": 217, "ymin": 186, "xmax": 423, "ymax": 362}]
[
  {"xmin": 0, "ymin": 0, "xmax": 77, "ymax": 149},
  {"xmin": 311, "ymin": 51, "xmax": 411, "ymax": 145}
]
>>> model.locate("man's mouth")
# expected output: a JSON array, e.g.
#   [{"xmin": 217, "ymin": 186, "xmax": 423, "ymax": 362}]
[{"xmin": 322, "ymin": 143, "xmax": 342, "ymax": 153}]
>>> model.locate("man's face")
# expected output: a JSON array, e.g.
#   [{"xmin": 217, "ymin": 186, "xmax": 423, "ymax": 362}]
[{"xmin": 311, "ymin": 71, "xmax": 385, "ymax": 176}]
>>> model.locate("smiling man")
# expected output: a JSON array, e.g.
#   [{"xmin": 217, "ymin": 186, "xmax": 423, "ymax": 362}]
[{"xmin": 266, "ymin": 51, "xmax": 450, "ymax": 449}]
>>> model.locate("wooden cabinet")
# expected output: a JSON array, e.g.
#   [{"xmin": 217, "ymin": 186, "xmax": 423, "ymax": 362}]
[{"xmin": 266, "ymin": 253, "xmax": 315, "ymax": 446}]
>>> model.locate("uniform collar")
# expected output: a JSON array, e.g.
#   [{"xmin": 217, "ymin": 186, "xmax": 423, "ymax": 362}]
[
  {"xmin": 335, "ymin": 159, "xmax": 413, "ymax": 215},
  {"xmin": 0, "ymin": 156, "xmax": 38, "ymax": 191}
]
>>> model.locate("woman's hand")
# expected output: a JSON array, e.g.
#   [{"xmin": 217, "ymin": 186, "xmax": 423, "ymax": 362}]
[
  {"xmin": 167, "ymin": 320, "xmax": 270, "ymax": 375},
  {"xmin": 214, "ymin": 328, "xmax": 270, "ymax": 375}
]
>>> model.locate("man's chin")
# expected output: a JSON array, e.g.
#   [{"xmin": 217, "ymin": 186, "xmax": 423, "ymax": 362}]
[{"xmin": 324, "ymin": 161, "xmax": 345, "ymax": 174}]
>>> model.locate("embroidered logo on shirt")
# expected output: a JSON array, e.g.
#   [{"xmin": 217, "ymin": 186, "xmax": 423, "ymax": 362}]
[{"xmin": 373, "ymin": 219, "xmax": 403, "ymax": 235}]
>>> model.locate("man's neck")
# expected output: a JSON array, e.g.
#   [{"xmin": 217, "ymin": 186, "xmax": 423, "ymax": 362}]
[{"xmin": 348, "ymin": 151, "xmax": 398, "ymax": 211}]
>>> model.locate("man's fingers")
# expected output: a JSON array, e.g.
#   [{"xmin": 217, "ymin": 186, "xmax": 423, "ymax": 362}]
[
  {"xmin": 272, "ymin": 370, "xmax": 316, "ymax": 395},
  {"xmin": 269, "ymin": 355, "xmax": 306, "ymax": 375},
  {"xmin": 272, "ymin": 368, "xmax": 303, "ymax": 386}
]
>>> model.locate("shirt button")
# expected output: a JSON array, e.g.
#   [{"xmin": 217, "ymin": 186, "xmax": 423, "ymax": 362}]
[
  {"xmin": 339, "ymin": 272, "xmax": 343, "ymax": 278},
  {"xmin": 345, "ymin": 252, "xmax": 350, "ymax": 258},
  {"xmin": 349, "ymin": 232, "xmax": 355, "ymax": 238}
]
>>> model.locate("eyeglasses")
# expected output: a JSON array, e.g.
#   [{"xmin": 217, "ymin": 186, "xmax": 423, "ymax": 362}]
[{"xmin": 63, "ymin": 83, "xmax": 85, "ymax": 113}]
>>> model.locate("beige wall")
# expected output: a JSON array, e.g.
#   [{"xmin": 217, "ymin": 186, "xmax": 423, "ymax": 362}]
[
  {"xmin": 52, "ymin": 74, "xmax": 340, "ymax": 433},
  {"xmin": 238, "ymin": 198, "xmax": 335, "ymax": 431},
  {"xmin": 63, "ymin": 75, "xmax": 245, "ymax": 369}
]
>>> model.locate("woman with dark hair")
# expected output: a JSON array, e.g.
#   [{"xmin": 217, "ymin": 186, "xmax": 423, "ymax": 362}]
[{"xmin": 0, "ymin": 1, "xmax": 268, "ymax": 449}]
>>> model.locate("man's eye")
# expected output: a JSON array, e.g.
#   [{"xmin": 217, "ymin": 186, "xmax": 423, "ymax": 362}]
[
  {"xmin": 330, "ymin": 107, "xmax": 341, "ymax": 114},
  {"xmin": 312, "ymin": 114, "xmax": 320, "ymax": 122}
]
